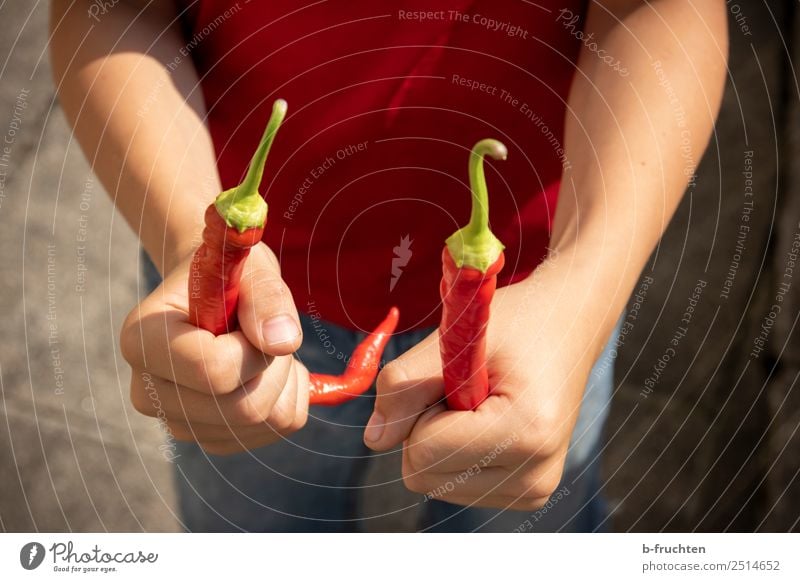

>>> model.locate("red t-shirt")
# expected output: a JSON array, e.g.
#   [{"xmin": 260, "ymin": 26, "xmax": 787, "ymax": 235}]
[{"xmin": 178, "ymin": 0, "xmax": 584, "ymax": 331}]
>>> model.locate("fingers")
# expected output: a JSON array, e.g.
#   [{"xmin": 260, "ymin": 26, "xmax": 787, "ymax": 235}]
[
  {"xmin": 123, "ymin": 245, "xmax": 310, "ymax": 456},
  {"xmin": 402, "ymin": 446, "xmax": 566, "ymax": 512},
  {"xmin": 162, "ymin": 367, "xmax": 306, "ymax": 455},
  {"xmin": 130, "ymin": 355, "xmax": 295, "ymax": 426},
  {"xmin": 121, "ymin": 261, "xmax": 270, "ymax": 395},
  {"xmin": 426, "ymin": 494, "xmax": 553, "ymax": 513},
  {"xmin": 237, "ymin": 244, "xmax": 303, "ymax": 356},
  {"xmin": 393, "ymin": 375, "xmax": 571, "ymax": 511},
  {"xmin": 166, "ymin": 420, "xmax": 281, "ymax": 443},
  {"xmin": 198, "ymin": 434, "xmax": 287, "ymax": 456},
  {"xmin": 132, "ymin": 359, "xmax": 310, "ymax": 456},
  {"xmin": 404, "ymin": 392, "xmax": 565, "ymax": 474},
  {"xmin": 292, "ymin": 359, "xmax": 310, "ymax": 429},
  {"xmin": 364, "ymin": 331, "xmax": 446, "ymax": 451}
]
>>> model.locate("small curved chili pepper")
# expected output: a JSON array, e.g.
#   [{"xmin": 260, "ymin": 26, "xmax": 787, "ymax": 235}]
[
  {"xmin": 309, "ymin": 306, "xmax": 399, "ymax": 405},
  {"xmin": 439, "ymin": 139, "xmax": 507, "ymax": 411},
  {"xmin": 188, "ymin": 99, "xmax": 398, "ymax": 406}
]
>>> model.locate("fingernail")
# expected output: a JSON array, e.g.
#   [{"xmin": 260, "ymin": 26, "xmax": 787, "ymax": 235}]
[
  {"xmin": 262, "ymin": 315, "xmax": 300, "ymax": 346},
  {"xmin": 364, "ymin": 411, "xmax": 386, "ymax": 443}
]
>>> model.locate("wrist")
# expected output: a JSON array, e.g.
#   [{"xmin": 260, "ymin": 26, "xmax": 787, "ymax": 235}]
[
  {"xmin": 138, "ymin": 187, "xmax": 214, "ymax": 278},
  {"xmin": 151, "ymin": 218, "xmax": 205, "ymax": 277},
  {"xmin": 517, "ymin": 245, "xmax": 629, "ymax": 358},
  {"xmin": 163, "ymin": 232, "xmax": 203, "ymax": 276}
]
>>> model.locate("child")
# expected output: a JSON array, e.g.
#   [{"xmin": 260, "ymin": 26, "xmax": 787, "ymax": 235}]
[{"xmin": 51, "ymin": 0, "xmax": 727, "ymax": 531}]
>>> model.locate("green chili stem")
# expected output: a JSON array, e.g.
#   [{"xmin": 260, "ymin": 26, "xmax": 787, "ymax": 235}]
[
  {"xmin": 214, "ymin": 99, "xmax": 287, "ymax": 232},
  {"xmin": 445, "ymin": 139, "xmax": 507, "ymax": 272},
  {"xmin": 234, "ymin": 99, "xmax": 287, "ymax": 205},
  {"xmin": 464, "ymin": 139, "xmax": 507, "ymax": 239}
]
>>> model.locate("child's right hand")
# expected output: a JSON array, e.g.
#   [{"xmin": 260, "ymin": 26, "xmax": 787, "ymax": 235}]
[{"xmin": 121, "ymin": 243, "xmax": 310, "ymax": 455}]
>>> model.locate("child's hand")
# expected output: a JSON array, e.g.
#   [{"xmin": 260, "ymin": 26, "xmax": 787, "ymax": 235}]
[
  {"xmin": 121, "ymin": 244, "xmax": 309, "ymax": 455},
  {"xmin": 365, "ymin": 272, "xmax": 605, "ymax": 509}
]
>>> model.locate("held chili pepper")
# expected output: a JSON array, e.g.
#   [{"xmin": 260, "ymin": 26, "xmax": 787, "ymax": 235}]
[
  {"xmin": 188, "ymin": 99, "xmax": 398, "ymax": 406},
  {"xmin": 308, "ymin": 306, "xmax": 399, "ymax": 405},
  {"xmin": 439, "ymin": 139, "xmax": 507, "ymax": 411}
]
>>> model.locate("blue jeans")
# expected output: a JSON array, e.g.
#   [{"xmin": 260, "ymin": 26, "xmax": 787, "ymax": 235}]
[{"xmin": 142, "ymin": 252, "xmax": 615, "ymax": 532}]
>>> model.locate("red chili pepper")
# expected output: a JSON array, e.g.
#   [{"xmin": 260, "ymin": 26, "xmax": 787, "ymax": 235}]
[
  {"xmin": 308, "ymin": 306, "xmax": 399, "ymax": 405},
  {"xmin": 188, "ymin": 204, "xmax": 264, "ymax": 335},
  {"xmin": 188, "ymin": 99, "xmax": 398, "ymax": 406},
  {"xmin": 439, "ymin": 139, "xmax": 507, "ymax": 411}
]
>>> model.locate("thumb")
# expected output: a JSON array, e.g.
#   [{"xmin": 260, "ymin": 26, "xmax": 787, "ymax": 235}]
[
  {"xmin": 364, "ymin": 331, "xmax": 446, "ymax": 451},
  {"xmin": 237, "ymin": 243, "xmax": 303, "ymax": 356}
]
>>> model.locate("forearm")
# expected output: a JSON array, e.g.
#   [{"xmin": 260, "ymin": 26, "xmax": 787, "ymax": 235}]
[
  {"xmin": 50, "ymin": 0, "xmax": 220, "ymax": 276},
  {"xmin": 541, "ymin": 0, "xmax": 728, "ymax": 348}
]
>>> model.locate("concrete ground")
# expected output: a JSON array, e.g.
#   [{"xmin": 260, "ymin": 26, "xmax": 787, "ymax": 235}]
[
  {"xmin": 1, "ymin": 1, "xmax": 798, "ymax": 532},
  {"xmin": 0, "ymin": 2, "xmax": 180, "ymax": 532}
]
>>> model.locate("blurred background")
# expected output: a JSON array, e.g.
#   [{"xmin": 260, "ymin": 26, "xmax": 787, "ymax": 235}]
[{"xmin": 0, "ymin": 1, "xmax": 798, "ymax": 532}]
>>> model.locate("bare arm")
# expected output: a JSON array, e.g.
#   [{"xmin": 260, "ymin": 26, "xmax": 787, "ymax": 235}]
[
  {"xmin": 50, "ymin": 0, "xmax": 308, "ymax": 455},
  {"xmin": 368, "ymin": 0, "xmax": 729, "ymax": 509},
  {"xmin": 50, "ymin": 0, "xmax": 218, "ymax": 276},
  {"xmin": 550, "ymin": 0, "xmax": 729, "ymax": 348}
]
